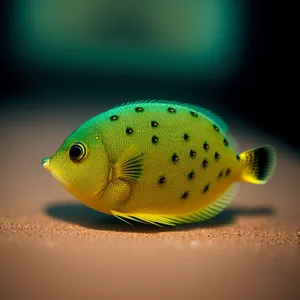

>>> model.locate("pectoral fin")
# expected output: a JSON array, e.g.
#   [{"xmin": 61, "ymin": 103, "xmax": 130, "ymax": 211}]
[{"xmin": 114, "ymin": 145, "xmax": 143, "ymax": 181}]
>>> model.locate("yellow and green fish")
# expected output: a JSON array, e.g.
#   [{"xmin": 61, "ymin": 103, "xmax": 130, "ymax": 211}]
[{"xmin": 42, "ymin": 100, "xmax": 276, "ymax": 226}]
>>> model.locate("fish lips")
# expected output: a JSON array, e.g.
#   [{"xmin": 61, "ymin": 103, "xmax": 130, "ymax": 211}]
[{"xmin": 41, "ymin": 157, "xmax": 51, "ymax": 171}]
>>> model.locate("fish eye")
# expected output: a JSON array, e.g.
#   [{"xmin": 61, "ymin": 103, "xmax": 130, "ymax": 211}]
[{"xmin": 69, "ymin": 142, "xmax": 86, "ymax": 162}]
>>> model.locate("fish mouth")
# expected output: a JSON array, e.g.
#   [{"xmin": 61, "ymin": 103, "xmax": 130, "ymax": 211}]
[
  {"xmin": 52, "ymin": 171, "xmax": 69, "ymax": 187},
  {"xmin": 41, "ymin": 157, "xmax": 68, "ymax": 187},
  {"xmin": 41, "ymin": 157, "xmax": 51, "ymax": 171}
]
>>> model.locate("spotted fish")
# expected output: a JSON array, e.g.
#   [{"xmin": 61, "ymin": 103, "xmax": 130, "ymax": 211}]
[{"xmin": 41, "ymin": 100, "xmax": 276, "ymax": 226}]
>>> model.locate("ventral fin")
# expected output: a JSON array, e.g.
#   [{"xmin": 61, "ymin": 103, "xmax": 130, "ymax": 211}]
[{"xmin": 114, "ymin": 145, "xmax": 143, "ymax": 181}]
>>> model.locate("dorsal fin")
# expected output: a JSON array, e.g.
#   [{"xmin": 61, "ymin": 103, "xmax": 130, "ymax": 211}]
[
  {"xmin": 114, "ymin": 145, "xmax": 143, "ymax": 181},
  {"xmin": 114, "ymin": 99, "xmax": 228, "ymax": 134},
  {"xmin": 227, "ymin": 133, "xmax": 239, "ymax": 152}
]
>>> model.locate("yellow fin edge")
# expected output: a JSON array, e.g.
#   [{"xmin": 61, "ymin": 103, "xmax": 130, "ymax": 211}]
[{"xmin": 111, "ymin": 183, "xmax": 239, "ymax": 227}]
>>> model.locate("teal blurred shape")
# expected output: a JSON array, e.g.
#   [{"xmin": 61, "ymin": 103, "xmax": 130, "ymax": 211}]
[{"xmin": 12, "ymin": 0, "xmax": 246, "ymax": 81}]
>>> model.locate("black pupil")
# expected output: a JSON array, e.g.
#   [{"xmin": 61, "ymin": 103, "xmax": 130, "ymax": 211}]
[{"xmin": 70, "ymin": 145, "xmax": 82, "ymax": 159}]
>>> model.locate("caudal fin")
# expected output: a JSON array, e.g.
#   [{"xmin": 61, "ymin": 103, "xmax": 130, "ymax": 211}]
[{"xmin": 240, "ymin": 145, "xmax": 276, "ymax": 184}]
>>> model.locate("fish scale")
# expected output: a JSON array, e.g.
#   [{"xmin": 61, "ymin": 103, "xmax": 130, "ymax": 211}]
[
  {"xmin": 42, "ymin": 100, "xmax": 277, "ymax": 226},
  {"xmin": 98, "ymin": 102, "xmax": 238, "ymax": 214}
]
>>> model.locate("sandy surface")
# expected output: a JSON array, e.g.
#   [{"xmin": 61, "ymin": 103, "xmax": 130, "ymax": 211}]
[{"xmin": 1, "ymin": 103, "xmax": 300, "ymax": 300}]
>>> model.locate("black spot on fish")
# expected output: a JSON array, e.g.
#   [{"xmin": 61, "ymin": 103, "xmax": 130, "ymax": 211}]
[
  {"xmin": 203, "ymin": 184, "xmax": 210, "ymax": 193},
  {"xmin": 181, "ymin": 191, "xmax": 189, "ymax": 199},
  {"xmin": 188, "ymin": 170, "xmax": 195, "ymax": 180},
  {"xmin": 226, "ymin": 168, "xmax": 231, "ymax": 176},
  {"xmin": 190, "ymin": 149, "xmax": 196, "ymax": 158},
  {"xmin": 190, "ymin": 111, "xmax": 198, "ymax": 118},
  {"xmin": 135, "ymin": 107, "xmax": 144, "ymax": 112},
  {"xmin": 202, "ymin": 158, "xmax": 208, "ymax": 169},
  {"xmin": 172, "ymin": 153, "xmax": 179, "ymax": 162},
  {"xmin": 152, "ymin": 136, "xmax": 159, "ymax": 144},
  {"xmin": 203, "ymin": 142, "xmax": 209, "ymax": 151},
  {"xmin": 168, "ymin": 107, "xmax": 176, "ymax": 113},
  {"xmin": 215, "ymin": 151, "xmax": 220, "ymax": 161},
  {"xmin": 158, "ymin": 175, "xmax": 166, "ymax": 184},
  {"xmin": 223, "ymin": 138, "xmax": 229, "ymax": 147},
  {"xmin": 213, "ymin": 124, "xmax": 220, "ymax": 132},
  {"xmin": 151, "ymin": 121, "xmax": 158, "ymax": 127},
  {"xmin": 126, "ymin": 127, "xmax": 133, "ymax": 135},
  {"xmin": 184, "ymin": 133, "xmax": 190, "ymax": 141},
  {"xmin": 110, "ymin": 115, "xmax": 118, "ymax": 121},
  {"xmin": 236, "ymin": 154, "xmax": 240, "ymax": 161},
  {"xmin": 218, "ymin": 170, "xmax": 223, "ymax": 179}
]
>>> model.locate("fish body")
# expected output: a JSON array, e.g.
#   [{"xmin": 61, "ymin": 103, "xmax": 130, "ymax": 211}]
[{"xmin": 42, "ymin": 100, "xmax": 276, "ymax": 226}]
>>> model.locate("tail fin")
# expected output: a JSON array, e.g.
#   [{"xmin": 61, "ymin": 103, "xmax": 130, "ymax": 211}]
[{"xmin": 240, "ymin": 145, "xmax": 276, "ymax": 184}]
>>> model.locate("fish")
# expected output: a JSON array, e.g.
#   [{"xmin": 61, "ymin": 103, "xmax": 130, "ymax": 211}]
[{"xmin": 41, "ymin": 100, "xmax": 276, "ymax": 226}]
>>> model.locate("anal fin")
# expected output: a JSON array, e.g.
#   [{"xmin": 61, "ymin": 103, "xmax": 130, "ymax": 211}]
[
  {"xmin": 111, "ymin": 183, "xmax": 240, "ymax": 227},
  {"xmin": 197, "ymin": 182, "xmax": 240, "ymax": 221}
]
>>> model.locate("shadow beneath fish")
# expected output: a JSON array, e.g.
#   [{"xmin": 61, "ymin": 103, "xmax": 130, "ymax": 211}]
[{"xmin": 44, "ymin": 201, "xmax": 276, "ymax": 233}]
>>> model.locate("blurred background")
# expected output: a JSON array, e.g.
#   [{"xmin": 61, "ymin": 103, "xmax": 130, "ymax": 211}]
[
  {"xmin": 1, "ymin": 0, "xmax": 296, "ymax": 147},
  {"xmin": 1, "ymin": 3, "xmax": 299, "ymax": 299}
]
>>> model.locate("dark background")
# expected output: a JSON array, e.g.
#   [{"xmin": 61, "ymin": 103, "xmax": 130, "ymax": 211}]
[{"xmin": 1, "ymin": 1, "xmax": 297, "ymax": 148}]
